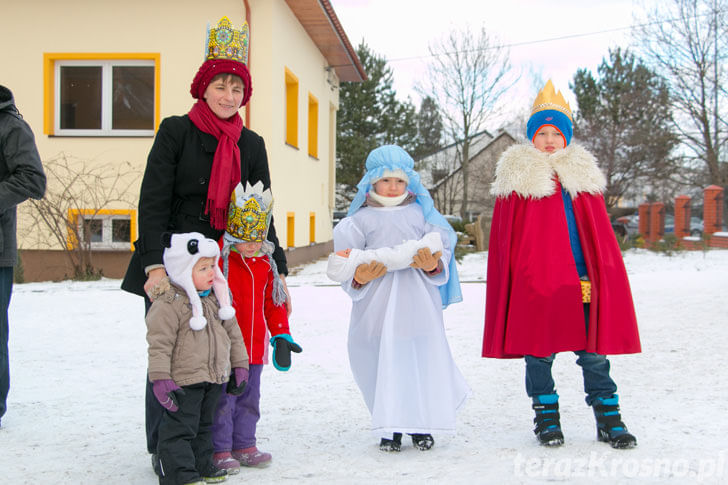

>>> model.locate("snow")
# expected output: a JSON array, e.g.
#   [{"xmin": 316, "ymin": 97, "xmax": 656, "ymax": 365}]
[{"xmin": 2, "ymin": 249, "xmax": 728, "ymax": 484}]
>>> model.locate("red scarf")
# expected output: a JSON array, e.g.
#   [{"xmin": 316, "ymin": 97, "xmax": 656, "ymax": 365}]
[{"xmin": 188, "ymin": 100, "xmax": 243, "ymax": 230}]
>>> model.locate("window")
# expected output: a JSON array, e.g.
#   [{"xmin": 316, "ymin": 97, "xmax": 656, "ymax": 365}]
[
  {"xmin": 308, "ymin": 94, "xmax": 318, "ymax": 158},
  {"xmin": 309, "ymin": 212, "xmax": 316, "ymax": 244},
  {"xmin": 44, "ymin": 54, "xmax": 160, "ymax": 136},
  {"xmin": 286, "ymin": 212, "xmax": 295, "ymax": 248},
  {"xmin": 68, "ymin": 209, "xmax": 137, "ymax": 250},
  {"xmin": 285, "ymin": 68, "xmax": 299, "ymax": 147}
]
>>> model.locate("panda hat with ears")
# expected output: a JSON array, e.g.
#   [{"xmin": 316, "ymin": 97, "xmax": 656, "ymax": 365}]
[{"xmin": 162, "ymin": 232, "xmax": 235, "ymax": 330}]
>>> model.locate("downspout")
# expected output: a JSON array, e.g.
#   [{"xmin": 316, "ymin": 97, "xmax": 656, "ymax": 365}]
[{"xmin": 244, "ymin": 0, "xmax": 251, "ymax": 128}]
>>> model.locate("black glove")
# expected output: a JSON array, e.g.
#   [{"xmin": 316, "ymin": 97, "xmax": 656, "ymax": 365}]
[
  {"xmin": 270, "ymin": 334, "xmax": 302, "ymax": 371},
  {"xmin": 226, "ymin": 367, "xmax": 248, "ymax": 395}
]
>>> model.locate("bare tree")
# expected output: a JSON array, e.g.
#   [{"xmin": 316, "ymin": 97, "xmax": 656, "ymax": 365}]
[
  {"xmin": 417, "ymin": 26, "xmax": 518, "ymax": 220},
  {"xmin": 634, "ymin": 0, "xmax": 728, "ymax": 202},
  {"xmin": 20, "ymin": 153, "xmax": 140, "ymax": 279},
  {"xmin": 429, "ymin": 145, "xmax": 465, "ymax": 215}
]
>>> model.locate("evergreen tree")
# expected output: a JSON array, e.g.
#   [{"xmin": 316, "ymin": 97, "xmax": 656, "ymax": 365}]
[
  {"xmin": 413, "ymin": 96, "xmax": 444, "ymax": 162},
  {"xmin": 336, "ymin": 43, "xmax": 418, "ymax": 205},
  {"xmin": 571, "ymin": 48, "xmax": 679, "ymax": 209}
]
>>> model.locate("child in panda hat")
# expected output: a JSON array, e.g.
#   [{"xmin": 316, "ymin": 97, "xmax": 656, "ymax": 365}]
[{"xmin": 146, "ymin": 232, "xmax": 249, "ymax": 484}]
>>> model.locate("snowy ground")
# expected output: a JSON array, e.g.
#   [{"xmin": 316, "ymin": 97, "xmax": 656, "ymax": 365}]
[{"xmin": 2, "ymin": 249, "xmax": 727, "ymax": 484}]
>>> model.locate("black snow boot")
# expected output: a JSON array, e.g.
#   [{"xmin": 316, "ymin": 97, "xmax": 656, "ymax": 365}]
[
  {"xmin": 379, "ymin": 432, "xmax": 402, "ymax": 452},
  {"xmin": 593, "ymin": 394, "xmax": 637, "ymax": 449},
  {"xmin": 532, "ymin": 393, "xmax": 564, "ymax": 446},
  {"xmin": 410, "ymin": 433, "xmax": 435, "ymax": 450},
  {"xmin": 200, "ymin": 464, "xmax": 227, "ymax": 483},
  {"xmin": 151, "ymin": 453, "xmax": 161, "ymax": 477}
]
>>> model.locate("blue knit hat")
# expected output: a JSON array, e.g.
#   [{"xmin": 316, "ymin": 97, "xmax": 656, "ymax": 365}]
[
  {"xmin": 526, "ymin": 109, "xmax": 573, "ymax": 146},
  {"xmin": 527, "ymin": 80, "xmax": 573, "ymax": 146}
]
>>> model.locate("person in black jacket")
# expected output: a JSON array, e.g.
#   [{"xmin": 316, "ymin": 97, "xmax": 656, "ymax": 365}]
[
  {"xmin": 0, "ymin": 85, "xmax": 47, "ymax": 427},
  {"xmin": 121, "ymin": 17, "xmax": 290, "ymax": 477}
]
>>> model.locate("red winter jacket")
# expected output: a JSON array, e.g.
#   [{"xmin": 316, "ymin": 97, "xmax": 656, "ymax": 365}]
[{"xmin": 222, "ymin": 249, "xmax": 289, "ymax": 364}]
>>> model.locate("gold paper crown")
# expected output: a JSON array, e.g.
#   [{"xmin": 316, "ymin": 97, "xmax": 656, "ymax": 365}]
[
  {"xmin": 531, "ymin": 80, "xmax": 572, "ymax": 121},
  {"xmin": 226, "ymin": 181, "xmax": 273, "ymax": 242},
  {"xmin": 206, "ymin": 16, "xmax": 249, "ymax": 65}
]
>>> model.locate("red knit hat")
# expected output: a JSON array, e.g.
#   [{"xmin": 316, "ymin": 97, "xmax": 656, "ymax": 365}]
[
  {"xmin": 190, "ymin": 17, "xmax": 253, "ymax": 106},
  {"xmin": 190, "ymin": 59, "xmax": 252, "ymax": 107}
]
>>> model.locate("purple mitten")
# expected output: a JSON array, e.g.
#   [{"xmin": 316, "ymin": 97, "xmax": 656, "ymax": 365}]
[
  {"xmin": 227, "ymin": 367, "xmax": 249, "ymax": 396},
  {"xmin": 152, "ymin": 379, "xmax": 183, "ymax": 412}
]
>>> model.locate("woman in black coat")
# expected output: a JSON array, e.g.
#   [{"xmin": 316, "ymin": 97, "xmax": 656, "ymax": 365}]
[
  {"xmin": 120, "ymin": 116, "xmax": 287, "ymax": 296},
  {"xmin": 121, "ymin": 20, "xmax": 289, "ymax": 475}
]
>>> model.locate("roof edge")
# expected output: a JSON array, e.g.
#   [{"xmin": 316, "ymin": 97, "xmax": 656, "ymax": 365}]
[{"xmin": 319, "ymin": 0, "xmax": 367, "ymax": 82}]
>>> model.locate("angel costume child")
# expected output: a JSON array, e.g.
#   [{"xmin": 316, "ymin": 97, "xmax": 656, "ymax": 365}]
[
  {"xmin": 482, "ymin": 81, "xmax": 640, "ymax": 449},
  {"xmin": 333, "ymin": 144, "xmax": 469, "ymax": 452}
]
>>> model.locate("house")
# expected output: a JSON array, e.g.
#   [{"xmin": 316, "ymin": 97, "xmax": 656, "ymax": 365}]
[
  {"xmin": 419, "ymin": 130, "xmax": 517, "ymax": 220},
  {"xmin": 2, "ymin": 0, "xmax": 365, "ymax": 281}
]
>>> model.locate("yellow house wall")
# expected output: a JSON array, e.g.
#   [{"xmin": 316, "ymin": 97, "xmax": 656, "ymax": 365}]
[
  {"xmin": 3, "ymin": 0, "xmax": 340, "ymax": 254},
  {"xmin": 249, "ymin": 0, "xmax": 339, "ymax": 248}
]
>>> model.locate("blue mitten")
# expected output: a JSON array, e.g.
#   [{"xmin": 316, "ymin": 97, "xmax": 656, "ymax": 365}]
[{"xmin": 270, "ymin": 334, "xmax": 302, "ymax": 371}]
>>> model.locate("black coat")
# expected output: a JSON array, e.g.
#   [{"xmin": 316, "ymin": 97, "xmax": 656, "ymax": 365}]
[
  {"xmin": 122, "ymin": 115, "xmax": 287, "ymax": 296},
  {"xmin": 0, "ymin": 85, "xmax": 47, "ymax": 267}
]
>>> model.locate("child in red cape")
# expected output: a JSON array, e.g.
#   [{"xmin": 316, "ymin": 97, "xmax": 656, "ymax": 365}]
[{"xmin": 482, "ymin": 81, "xmax": 640, "ymax": 449}]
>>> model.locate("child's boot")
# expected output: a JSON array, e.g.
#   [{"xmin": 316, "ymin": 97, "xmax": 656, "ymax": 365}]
[
  {"xmin": 151, "ymin": 453, "xmax": 161, "ymax": 477},
  {"xmin": 212, "ymin": 451, "xmax": 240, "ymax": 475},
  {"xmin": 379, "ymin": 432, "xmax": 402, "ymax": 452},
  {"xmin": 232, "ymin": 446, "xmax": 272, "ymax": 467},
  {"xmin": 532, "ymin": 393, "xmax": 564, "ymax": 446},
  {"xmin": 592, "ymin": 394, "xmax": 637, "ymax": 449},
  {"xmin": 410, "ymin": 433, "xmax": 435, "ymax": 450},
  {"xmin": 200, "ymin": 464, "xmax": 227, "ymax": 483}
]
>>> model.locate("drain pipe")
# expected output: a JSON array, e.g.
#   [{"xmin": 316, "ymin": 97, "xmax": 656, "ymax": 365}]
[{"xmin": 243, "ymin": 0, "xmax": 252, "ymax": 128}]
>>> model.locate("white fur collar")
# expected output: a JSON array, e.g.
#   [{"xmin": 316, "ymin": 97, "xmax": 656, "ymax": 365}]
[{"xmin": 490, "ymin": 143, "xmax": 606, "ymax": 199}]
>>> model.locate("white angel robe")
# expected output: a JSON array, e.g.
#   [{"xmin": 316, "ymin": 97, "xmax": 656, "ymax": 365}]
[{"xmin": 334, "ymin": 203, "xmax": 469, "ymax": 435}]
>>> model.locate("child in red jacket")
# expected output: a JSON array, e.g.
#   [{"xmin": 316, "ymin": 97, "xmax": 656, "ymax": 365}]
[{"xmin": 211, "ymin": 181, "xmax": 302, "ymax": 473}]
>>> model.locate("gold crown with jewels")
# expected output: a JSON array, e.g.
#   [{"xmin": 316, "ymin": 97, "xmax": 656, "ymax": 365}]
[
  {"xmin": 206, "ymin": 16, "xmax": 249, "ymax": 65},
  {"xmin": 531, "ymin": 80, "xmax": 572, "ymax": 121},
  {"xmin": 226, "ymin": 181, "xmax": 273, "ymax": 242}
]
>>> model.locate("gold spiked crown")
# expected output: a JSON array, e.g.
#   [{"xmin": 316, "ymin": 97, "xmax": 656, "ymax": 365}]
[
  {"xmin": 531, "ymin": 80, "xmax": 572, "ymax": 121},
  {"xmin": 226, "ymin": 182, "xmax": 273, "ymax": 242},
  {"xmin": 206, "ymin": 16, "xmax": 250, "ymax": 65}
]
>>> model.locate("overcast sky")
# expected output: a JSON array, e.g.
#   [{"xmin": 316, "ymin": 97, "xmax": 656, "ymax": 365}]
[{"xmin": 329, "ymin": 0, "xmax": 657, "ymax": 129}]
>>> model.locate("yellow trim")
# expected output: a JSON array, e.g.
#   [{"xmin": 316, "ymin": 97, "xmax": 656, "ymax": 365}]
[
  {"xmin": 285, "ymin": 68, "xmax": 299, "ymax": 147},
  {"xmin": 309, "ymin": 212, "xmax": 316, "ymax": 244},
  {"xmin": 286, "ymin": 212, "xmax": 295, "ymax": 248},
  {"xmin": 308, "ymin": 94, "xmax": 319, "ymax": 158},
  {"xmin": 43, "ymin": 53, "xmax": 161, "ymax": 135},
  {"xmin": 66, "ymin": 208, "xmax": 137, "ymax": 251}
]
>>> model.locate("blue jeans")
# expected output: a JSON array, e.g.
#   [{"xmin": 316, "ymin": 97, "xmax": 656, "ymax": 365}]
[
  {"xmin": 0, "ymin": 266, "xmax": 14, "ymax": 420},
  {"xmin": 524, "ymin": 304, "xmax": 617, "ymax": 406},
  {"xmin": 525, "ymin": 351, "xmax": 618, "ymax": 406}
]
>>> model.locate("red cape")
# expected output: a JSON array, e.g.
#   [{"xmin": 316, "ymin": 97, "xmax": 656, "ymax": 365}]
[{"xmin": 482, "ymin": 181, "xmax": 640, "ymax": 358}]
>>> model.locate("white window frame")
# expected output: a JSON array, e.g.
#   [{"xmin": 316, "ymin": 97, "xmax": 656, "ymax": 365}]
[
  {"xmin": 78, "ymin": 214, "xmax": 133, "ymax": 250},
  {"xmin": 54, "ymin": 59, "xmax": 155, "ymax": 137}
]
